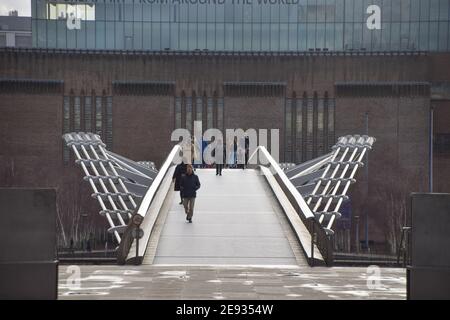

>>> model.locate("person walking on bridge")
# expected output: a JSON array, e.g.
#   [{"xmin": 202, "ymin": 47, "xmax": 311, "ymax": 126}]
[
  {"xmin": 180, "ymin": 164, "xmax": 201, "ymax": 223},
  {"xmin": 173, "ymin": 160, "xmax": 187, "ymax": 205},
  {"xmin": 214, "ymin": 139, "xmax": 225, "ymax": 176}
]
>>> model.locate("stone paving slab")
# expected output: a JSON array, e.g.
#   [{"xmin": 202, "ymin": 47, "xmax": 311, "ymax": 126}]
[{"xmin": 58, "ymin": 265, "xmax": 407, "ymax": 300}]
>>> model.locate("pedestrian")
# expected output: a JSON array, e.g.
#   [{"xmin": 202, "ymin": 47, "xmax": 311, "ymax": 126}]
[
  {"xmin": 237, "ymin": 146, "xmax": 245, "ymax": 170},
  {"xmin": 245, "ymin": 135, "xmax": 250, "ymax": 166},
  {"xmin": 191, "ymin": 136, "xmax": 200, "ymax": 170},
  {"xmin": 180, "ymin": 164, "xmax": 201, "ymax": 223},
  {"xmin": 202, "ymin": 139, "xmax": 208, "ymax": 168},
  {"xmin": 214, "ymin": 139, "xmax": 224, "ymax": 176},
  {"xmin": 227, "ymin": 137, "xmax": 237, "ymax": 168},
  {"xmin": 228, "ymin": 142, "xmax": 234, "ymax": 168},
  {"xmin": 233, "ymin": 136, "xmax": 238, "ymax": 168},
  {"xmin": 173, "ymin": 160, "xmax": 187, "ymax": 204}
]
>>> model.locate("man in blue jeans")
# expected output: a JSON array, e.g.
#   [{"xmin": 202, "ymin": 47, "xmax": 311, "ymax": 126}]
[{"xmin": 180, "ymin": 164, "xmax": 201, "ymax": 223}]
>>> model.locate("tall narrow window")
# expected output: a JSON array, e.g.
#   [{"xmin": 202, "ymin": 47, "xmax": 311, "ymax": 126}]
[
  {"xmin": 84, "ymin": 96, "xmax": 92, "ymax": 132},
  {"xmin": 306, "ymin": 95, "xmax": 314, "ymax": 160},
  {"xmin": 186, "ymin": 96, "xmax": 192, "ymax": 133},
  {"xmin": 328, "ymin": 98, "xmax": 335, "ymax": 149},
  {"xmin": 181, "ymin": 92, "xmax": 186, "ymax": 129},
  {"xmin": 95, "ymin": 96, "xmax": 103, "ymax": 135},
  {"xmin": 301, "ymin": 93, "xmax": 308, "ymax": 162},
  {"xmin": 74, "ymin": 96, "xmax": 81, "ymax": 132},
  {"xmin": 296, "ymin": 95, "xmax": 304, "ymax": 163},
  {"xmin": 63, "ymin": 96, "xmax": 70, "ymax": 164},
  {"xmin": 312, "ymin": 92, "xmax": 319, "ymax": 158},
  {"xmin": 196, "ymin": 95, "xmax": 203, "ymax": 130},
  {"xmin": 323, "ymin": 92, "xmax": 329, "ymax": 151},
  {"xmin": 207, "ymin": 97, "xmax": 213, "ymax": 130},
  {"xmin": 175, "ymin": 96, "xmax": 182, "ymax": 129},
  {"xmin": 317, "ymin": 96, "xmax": 325, "ymax": 157},
  {"xmin": 285, "ymin": 98, "xmax": 293, "ymax": 163},
  {"xmin": 217, "ymin": 97, "xmax": 224, "ymax": 133},
  {"xmin": 106, "ymin": 97, "xmax": 113, "ymax": 149}
]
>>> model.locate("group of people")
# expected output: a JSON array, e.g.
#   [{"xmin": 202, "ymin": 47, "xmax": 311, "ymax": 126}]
[
  {"xmin": 189, "ymin": 136, "xmax": 251, "ymax": 171},
  {"xmin": 172, "ymin": 136, "xmax": 250, "ymax": 222},
  {"xmin": 228, "ymin": 136, "xmax": 250, "ymax": 170}
]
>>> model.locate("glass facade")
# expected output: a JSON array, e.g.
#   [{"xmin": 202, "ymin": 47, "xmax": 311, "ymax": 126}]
[{"xmin": 32, "ymin": 0, "xmax": 450, "ymax": 52}]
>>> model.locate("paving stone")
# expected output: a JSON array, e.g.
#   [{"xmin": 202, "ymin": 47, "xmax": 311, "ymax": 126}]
[{"xmin": 58, "ymin": 261, "xmax": 406, "ymax": 300}]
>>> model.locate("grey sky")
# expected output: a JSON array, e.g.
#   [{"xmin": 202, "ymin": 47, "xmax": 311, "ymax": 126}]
[{"xmin": 0, "ymin": 0, "xmax": 31, "ymax": 16}]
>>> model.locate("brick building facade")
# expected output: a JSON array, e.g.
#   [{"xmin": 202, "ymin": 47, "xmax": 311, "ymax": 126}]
[{"xmin": 1, "ymin": 48, "xmax": 449, "ymax": 253}]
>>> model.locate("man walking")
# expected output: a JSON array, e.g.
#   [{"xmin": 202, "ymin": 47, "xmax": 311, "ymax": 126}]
[
  {"xmin": 180, "ymin": 164, "xmax": 201, "ymax": 223},
  {"xmin": 215, "ymin": 139, "xmax": 225, "ymax": 176}
]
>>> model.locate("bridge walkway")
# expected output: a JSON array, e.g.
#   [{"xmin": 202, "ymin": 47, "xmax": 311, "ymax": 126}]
[{"xmin": 143, "ymin": 169, "xmax": 308, "ymax": 266}]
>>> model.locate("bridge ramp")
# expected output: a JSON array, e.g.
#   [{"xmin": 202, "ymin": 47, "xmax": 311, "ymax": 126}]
[{"xmin": 147, "ymin": 169, "xmax": 306, "ymax": 266}]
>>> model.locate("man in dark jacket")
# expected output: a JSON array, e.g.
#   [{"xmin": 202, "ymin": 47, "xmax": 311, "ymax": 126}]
[
  {"xmin": 180, "ymin": 164, "xmax": 201, "ymax": 223},
  {"xmin": 214, "ymin": 139, "xmax": 225, "ymax": 176},
  {"xmin": 173, "ymin": 161, "xmax": 187, "ymax": 204}
]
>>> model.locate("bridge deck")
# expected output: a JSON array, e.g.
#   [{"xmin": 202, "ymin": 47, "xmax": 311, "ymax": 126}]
[{"xmin": 148, "ymin": 169, "xmax": 305, "ymax": 266}]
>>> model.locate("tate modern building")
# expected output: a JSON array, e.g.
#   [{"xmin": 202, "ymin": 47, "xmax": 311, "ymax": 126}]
[{"xmin": 1, "ymin": 0, "xmax": 450, "ymax": 254}]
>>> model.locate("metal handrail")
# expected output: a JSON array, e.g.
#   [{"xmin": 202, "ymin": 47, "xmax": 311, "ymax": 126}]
[
  {"xmin": 135, "ymin": 145, "xmax": 181, "ymax": 218},
  {"xmin": 397, "ymin": 226, "xmax": 412, "ymax": 267},
  {"xmin": 117, "ymin": 144, "xmax": 181, "ymax": 264},
  {"xmin": 248, "ymin": 146, "xmax": 315, "ymax": 221},
  {"xmin": 64, "ymin": 132, "xmax": 124, "ymax": 243},
  {"xmin": 248, "ymin": 146, "xmax": 333, "ymax": 266}
]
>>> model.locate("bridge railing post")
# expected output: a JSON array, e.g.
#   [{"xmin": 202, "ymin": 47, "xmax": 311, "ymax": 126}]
[
  {"xmin": 135, "ymin": 229, "xmax": 139, "ymax": 266},
  {"xmin": 311, "ymin": 221, "xmax": 315, "ymax": 267}
]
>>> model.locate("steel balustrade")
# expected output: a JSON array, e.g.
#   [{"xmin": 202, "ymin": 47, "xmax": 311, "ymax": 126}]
[
  {"xmin": 116, "ymin": 144, "xmax": 181, "ymax": 264},
  {"xmin": 249, "ymin": 135, "xmax": 375, "ymax": 265},
  {"xmin": 63, "ymin": 132, "xmax": 158, "ymax": 245},
  {"xmin": 249, "ymin": 145, "xmax": 333, "ymax": 265},
  {"xmin": 248, "ymin": 146, "xmax": 315, "ymax": 222},
  {"xmin": 284, "ymin": 135, "xmax": 376, "ymax": 235}
]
